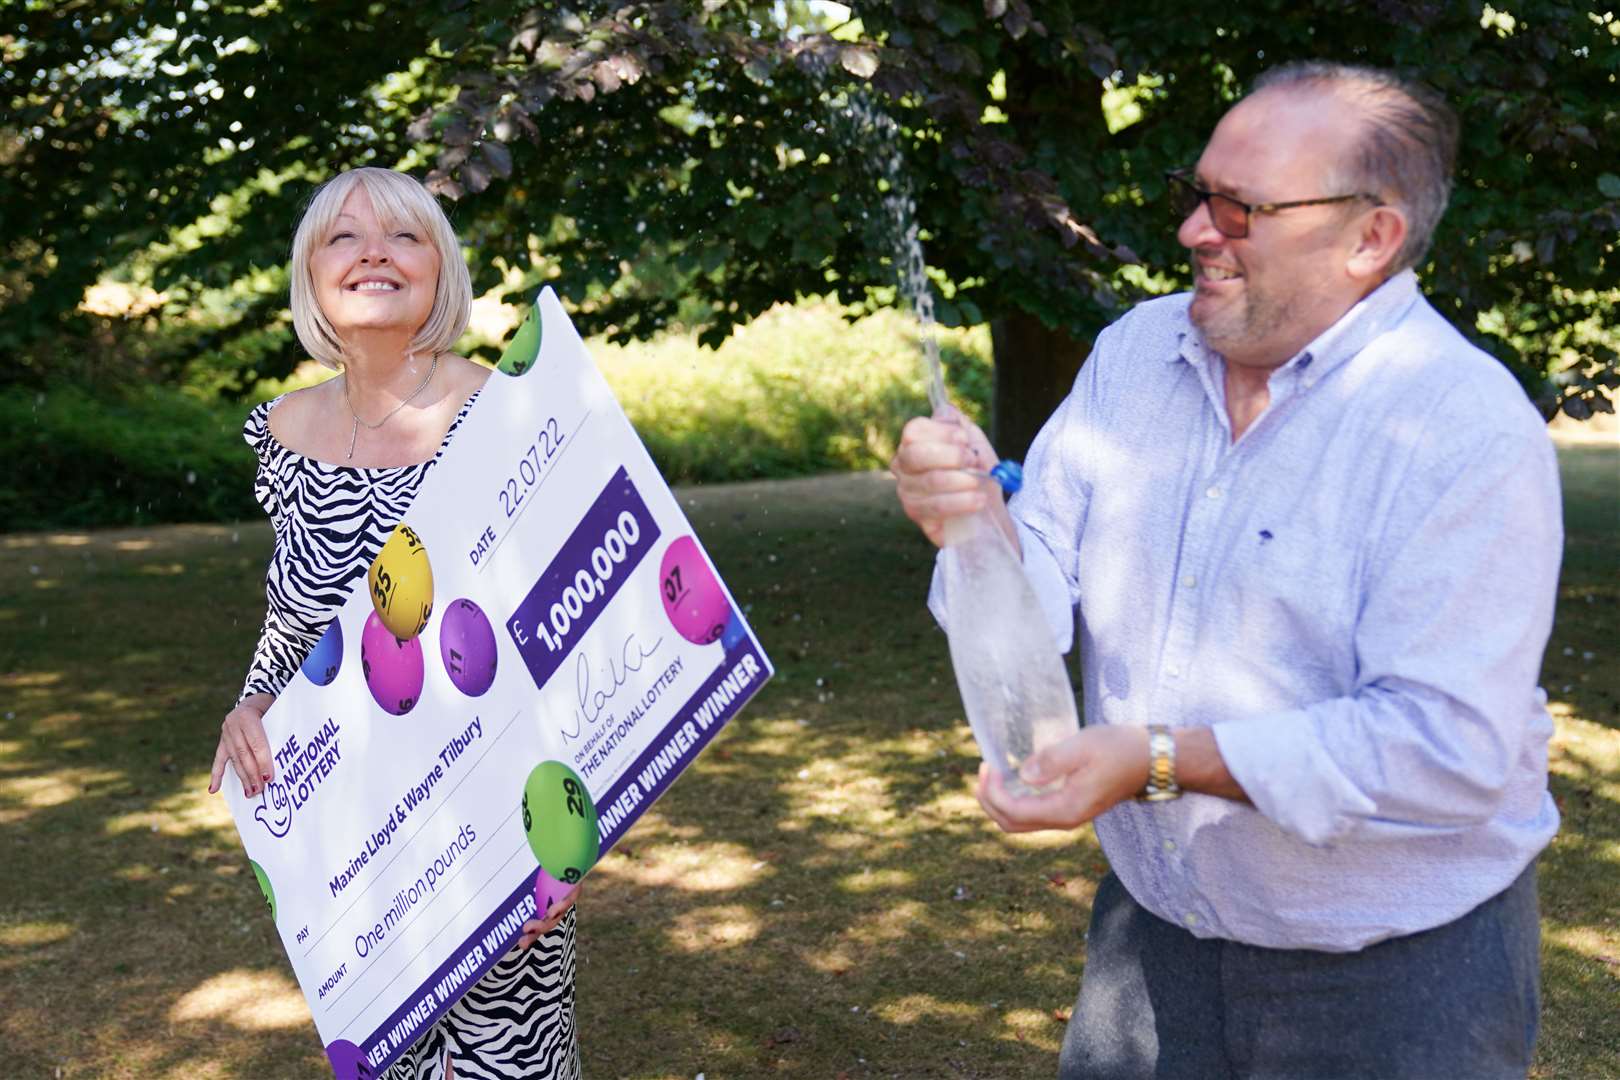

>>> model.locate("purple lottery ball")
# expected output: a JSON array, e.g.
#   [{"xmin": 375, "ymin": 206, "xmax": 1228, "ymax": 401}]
[
  {"xmin": 325, "ymin": 1039, "xmax": 374, "ymax": 1080},
  {"xmin": 440, "ymin": 598, "xmax": 498, "ymax": 697},
  {"xmin": 301, "ymin": 618, "xmax": 344, "ymax": 687},
  {"xmin": 361, "ymin": 610, "xmax": 424, "ymax": 716},
  {"xmin": 533, "ymin": 865, "xmax": 577, "ymax": 920}
]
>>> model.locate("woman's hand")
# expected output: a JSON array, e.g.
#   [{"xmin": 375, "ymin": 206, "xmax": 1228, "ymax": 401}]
[
  {"xmin": 210, "ymin": 692, "xmax": 276, "ymax": 797},
  {"xmin": 516, "ymin": 884, "xmax": 580, "ymax": 949}
]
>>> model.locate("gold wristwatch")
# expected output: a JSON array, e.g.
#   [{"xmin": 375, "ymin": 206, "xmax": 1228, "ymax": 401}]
[{"xmin": 1139, "ymin": 724, "xmax": 1181, "ymax": 802}]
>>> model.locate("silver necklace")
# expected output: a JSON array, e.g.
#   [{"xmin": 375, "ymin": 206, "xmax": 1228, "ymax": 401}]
[{"xmin": 343, "ymin": 354, "xmax": 440, "ymax": 461}]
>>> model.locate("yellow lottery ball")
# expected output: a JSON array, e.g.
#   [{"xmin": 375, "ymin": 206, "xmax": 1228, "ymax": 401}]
[{"xmin": 368, "ymin": 524, "xmax": 434, "ymax": 640}]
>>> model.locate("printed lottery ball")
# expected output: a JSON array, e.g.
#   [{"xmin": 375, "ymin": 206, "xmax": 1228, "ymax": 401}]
[
  {"xmin": 720, "ymin": 609, "xmax": 747, "ymax": 652},
  {"xmin": 520, "ymin": 760, "xmax": 599, "ymax": 885},
  {"xmin": 300, "ymin": 618, "xmax": 344, "ymax": 687},
  {"xmin": 326, "ymin": 1039, "xmax": 374, "ymax": 1080},
  {"xmin": 497, "ymin": 304, "xmax": 543, "ymax": 376},
  {"xmin": 658, "ymin": 535, "xmax": 729, "ymax": 645},
  {"xmin": 251, "ymin": 859, "xmax": 277, "ymax": 923},
  {"xmin": 533, "ymin": 865, "xmax": 577, "ymax": 920},
  {"xmin": 367, "ymin": 523, "xmax": 434, "ymax": 640},
  {"xmin": 440, "ymin": 598, "xmax": 498, "ymax": 697},
  {"xmin": 361, "ymin": 611, "xmax": 424, "ymax": 716}
]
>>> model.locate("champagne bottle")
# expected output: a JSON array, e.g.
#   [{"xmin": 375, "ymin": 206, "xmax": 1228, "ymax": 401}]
[{"xmin": 940, "ymin": 460, "xmax": 1079, "ymax": 795}]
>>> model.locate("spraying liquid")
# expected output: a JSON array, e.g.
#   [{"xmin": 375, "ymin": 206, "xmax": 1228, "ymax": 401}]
[
  {"xmin": 845, "ymin": 92, "xmax": 1079, "ymax": 791},
  {"xmin": 843, "ymin": 92, "xmax": 948, "ymax": 412}
]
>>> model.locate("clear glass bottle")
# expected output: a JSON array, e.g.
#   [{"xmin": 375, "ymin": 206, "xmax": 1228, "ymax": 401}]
[{"xmin": 941, "ymin": 461, "xmax": 1079, "ymax": 795}]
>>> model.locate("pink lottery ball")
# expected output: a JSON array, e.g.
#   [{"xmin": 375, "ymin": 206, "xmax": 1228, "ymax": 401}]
[
  {"xmin": 658, "ymin": 535, "xmax": 730, "ymax": 645},
  {"xmin": 361, "ymin": 610, "xmax": 424, "ymax": 716},
  {"xmin": 533, "ymin": 865, "xmax": 577, "ymax": 920},
  {"xmin": 440, "ymin": 598, "xmax": 498, "ymax": 697}
]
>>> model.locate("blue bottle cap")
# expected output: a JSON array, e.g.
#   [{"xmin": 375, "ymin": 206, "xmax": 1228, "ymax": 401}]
[{"xmin": 989, "ymin": 460, "xmax": 1023, "ymax": 494}]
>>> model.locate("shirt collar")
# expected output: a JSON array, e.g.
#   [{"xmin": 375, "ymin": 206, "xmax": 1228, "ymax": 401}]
[{"xmin": 1173, "ymin": 269, "xmax": 1421, "ymax": 384}]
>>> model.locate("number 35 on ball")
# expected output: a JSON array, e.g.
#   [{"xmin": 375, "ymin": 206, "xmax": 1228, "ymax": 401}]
[{"xmin": 368, "ymin": 523, "xmax": 435, "ymax": 640}]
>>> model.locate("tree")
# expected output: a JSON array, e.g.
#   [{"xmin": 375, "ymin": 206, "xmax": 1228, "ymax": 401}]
[
  {"xmin": 415, "ymin": 0, "xmax": 1619, "ymax": 453},
  {"xmin": 4, "ymin": 1, "xmax": 1616, "ymax": 456},
  {"xmin": 0, "ymin": 1, "xmax": 451, "ymax": 387}
]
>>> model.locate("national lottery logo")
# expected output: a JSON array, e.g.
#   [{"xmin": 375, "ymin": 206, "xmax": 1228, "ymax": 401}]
[
  {"xmin": 253, "ymin": 718, "xmax": 345, "ymax": 840},
  {"xmin": 254, "ymin": 778, "xmax": 294, "ymax": 838}
]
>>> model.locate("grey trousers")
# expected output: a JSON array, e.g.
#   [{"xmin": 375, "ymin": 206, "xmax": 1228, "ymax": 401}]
[{"xmin": 1060, "ymin": 865, "xmax": 1540, "ymax": 1080}]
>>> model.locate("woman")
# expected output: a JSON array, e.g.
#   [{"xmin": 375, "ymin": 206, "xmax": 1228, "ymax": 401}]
[{"xmin": 209, "ymin": 167, "xmax": 580, "ymax": 1079}]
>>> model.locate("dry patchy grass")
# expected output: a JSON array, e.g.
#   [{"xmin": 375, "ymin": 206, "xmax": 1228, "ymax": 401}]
[{"xmin": 0, "ymin": 443, "xmax": 1615, "ymax": 1078}]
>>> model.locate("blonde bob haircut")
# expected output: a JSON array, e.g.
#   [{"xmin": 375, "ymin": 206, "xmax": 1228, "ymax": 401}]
[{"xmin": 288, "ymin": 167, "xmax": 472, "ymax": 369}]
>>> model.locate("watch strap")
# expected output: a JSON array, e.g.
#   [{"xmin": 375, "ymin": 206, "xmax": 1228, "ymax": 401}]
[{"xmin": 1139, "ymin": 723, "xmax": 1181, "ymax": 802}]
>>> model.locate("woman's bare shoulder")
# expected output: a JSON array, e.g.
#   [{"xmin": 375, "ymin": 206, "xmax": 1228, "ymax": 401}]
[
  {"xmin": 265, "ymin": 379, "xmax": 341, "ymax": 456},
  {"xmin": 441, "ymin": 354, "xmax": 494, "ymax": 399}
]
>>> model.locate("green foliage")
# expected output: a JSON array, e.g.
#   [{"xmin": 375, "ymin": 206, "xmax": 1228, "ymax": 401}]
[
  {"xmin": 0, "ymin": 302, "xmax": 992, "ymax": 531},
  {"xmin": 397, "ymin": 1, "xmax": 1620, "ymax": 421},
  {"xmin": 0, "ymin": 382, "xmax": 259, "ymax": 531},
  {"xmin": 2, "ymin": 0, "xmax": 1615, "ymax": 422},
  {"xmin": 0, "ymin": 383, "xmax": 259, "ymax": 529},
  {"xmin": 0, "ymin": 2, "xmax": 450, "ymax": 387},
  {"xmin": 597, "ymin": 301, "xmax": 991, "ymax": 483}
]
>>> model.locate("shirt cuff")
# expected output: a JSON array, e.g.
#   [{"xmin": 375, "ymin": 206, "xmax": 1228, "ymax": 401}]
[{"xmin": 1213, "ymin": 704, "xmax": 1377, "ymax": 847}]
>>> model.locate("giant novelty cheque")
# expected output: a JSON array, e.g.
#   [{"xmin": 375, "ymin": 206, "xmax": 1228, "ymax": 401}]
[{"xmin": 225, "ymin": 288, "xmax": 773, "ymax": 1078}]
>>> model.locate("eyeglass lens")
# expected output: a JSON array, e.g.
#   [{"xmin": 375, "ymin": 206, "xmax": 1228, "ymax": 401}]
[{"xmin": 1169, "ymin": 176, "xmax": 1248, "ymax": 238}]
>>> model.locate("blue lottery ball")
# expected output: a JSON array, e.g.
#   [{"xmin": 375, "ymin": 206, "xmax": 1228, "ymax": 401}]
[
  {"xmin": 301, "ymin": 619, "xmax": 344, "ymax": 687},
  {"xmin": 720, "ymin": 610, "xmax": 747, "ymax": 651}
]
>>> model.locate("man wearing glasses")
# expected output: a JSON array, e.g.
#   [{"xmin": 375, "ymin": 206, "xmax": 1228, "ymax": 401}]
[{"xmin": 893, "ymin": 62, "xmax": 1559, "ymax": 1078}]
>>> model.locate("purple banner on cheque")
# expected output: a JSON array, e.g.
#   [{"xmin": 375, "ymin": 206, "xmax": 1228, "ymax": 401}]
[
  {"xmin": 357, "ymin": 635, "xmax": 771, "ymax": 1077},
  {"xmin": 507, "ymin": 466, "xmax": 661, "ymax": 690}
]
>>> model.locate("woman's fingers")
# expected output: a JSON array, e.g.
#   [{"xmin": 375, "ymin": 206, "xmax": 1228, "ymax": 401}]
[
  {"xmin": 208, "ymin": 736, "xmax": 232, "ymax": 794},
  {"xmin": 517, "ymin": 887, "xmax": 580, "ymax": 948},
  {"xmin": 216, "ymin": 703, "xmax": 274, "ymax": 798}
]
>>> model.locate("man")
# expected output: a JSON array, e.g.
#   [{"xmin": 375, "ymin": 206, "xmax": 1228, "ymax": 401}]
[{"xmin": 893, "ymin": 62, "xmax": 1561, "ymax": 1079}]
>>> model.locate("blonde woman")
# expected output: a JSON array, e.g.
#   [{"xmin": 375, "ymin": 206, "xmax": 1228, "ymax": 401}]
[{"xmin": 209, "ymin": 167, "xmax": 580, "ymax": 1079}]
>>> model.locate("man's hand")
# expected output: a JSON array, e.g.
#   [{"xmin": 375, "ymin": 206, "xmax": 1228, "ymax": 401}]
[
  {"xmin": 976, "ymin": 726, "xmax": 1151, "ymax": 832},
  {"xmin": 891, "ymin": 406, "xmax": 1009, "ymax": 548},
  {"xmin": 977, "ymin": 726, "xmax": 1250, "ymax": 833}
]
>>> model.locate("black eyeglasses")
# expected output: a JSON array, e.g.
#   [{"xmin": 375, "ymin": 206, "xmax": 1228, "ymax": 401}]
[{"xmin": 1166, "ymin": 170, "xmax": 1382, "ymax": 239}]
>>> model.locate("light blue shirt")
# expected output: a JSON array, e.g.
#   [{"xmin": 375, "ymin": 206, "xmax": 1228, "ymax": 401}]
[{"xmin": 933, "ymin": 270, "xmax": 1563, "ymax": 951}]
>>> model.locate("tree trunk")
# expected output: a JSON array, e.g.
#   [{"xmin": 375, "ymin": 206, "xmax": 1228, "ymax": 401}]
[{"xmin": 989, "ymin": 312, "xmax": 1092, "ymax": 462}]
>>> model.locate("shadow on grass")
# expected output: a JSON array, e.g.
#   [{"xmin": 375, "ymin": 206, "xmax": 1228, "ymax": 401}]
[{"xmin": 1, "ymin": 442, "xmax": 1617, "ymax": 1077}]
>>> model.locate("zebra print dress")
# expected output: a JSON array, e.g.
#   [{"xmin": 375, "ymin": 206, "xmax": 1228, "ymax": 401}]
[{"xmin": 240, "ymin": 391, "xmax": 581, "ymax": 1080}]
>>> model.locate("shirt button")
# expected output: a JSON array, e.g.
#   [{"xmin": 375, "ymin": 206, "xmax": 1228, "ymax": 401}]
[
  {"xmin": 1181, "ymin": 575, "xmax": 1197, "ymax": 589},
  {"xmin": 1205, "ymin": 486, "xmax": 1222, "ymax": 499},
  {"xmin": 1162, "ymin": 839, "xmax": 1177, "ymax": 853},
  {"xmin": 1183, "ymin": 912, "xmax": 1201, "ymax": 927},
  {"xmin": 1166, "ymin": 664, "xmax": 1181, "ymax": 678}
]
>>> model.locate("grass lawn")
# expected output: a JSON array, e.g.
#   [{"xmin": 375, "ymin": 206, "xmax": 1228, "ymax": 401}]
[{"xmin": 0, "ymin": 440, "xmax": 1614, "ymax": 1078}]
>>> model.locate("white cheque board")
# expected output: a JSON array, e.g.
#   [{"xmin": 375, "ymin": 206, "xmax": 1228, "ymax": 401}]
[{"xmin": 226, "ymin": 288, "xmax": 772, "ymax": 1078}]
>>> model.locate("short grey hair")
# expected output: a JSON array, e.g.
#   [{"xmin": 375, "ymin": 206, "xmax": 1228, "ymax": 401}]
[
  {"xmin": 288, "ymin": 168, "xmax": 472, "ymax": 369},
  {"xmin": 1251, "ymin": 61, "xmax": 1458, "ymax": 272}
]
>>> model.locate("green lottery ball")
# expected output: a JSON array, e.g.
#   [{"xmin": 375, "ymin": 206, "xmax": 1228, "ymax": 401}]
[
  {"xmin": 251, "ymin": 859, "xmax": 277, "ymax": 923},
  {"xmin": 497, "ymin": 305, "xmax": 542, "ymax": 376},
  {"xmin": 520, "ymin": 760, "xmax": 599, "ymax": 884}
]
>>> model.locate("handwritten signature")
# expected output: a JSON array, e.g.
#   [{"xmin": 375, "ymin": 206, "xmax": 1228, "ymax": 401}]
[{"xmin": 564, "ymin": 631, "xmax": 664, "ymax": 740}]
